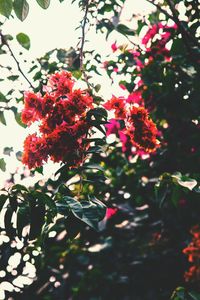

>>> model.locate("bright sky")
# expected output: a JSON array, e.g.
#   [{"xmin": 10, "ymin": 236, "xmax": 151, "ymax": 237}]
[{"xmin": 0, "ymin": 0, "xmax": 154, "ymax": 187}]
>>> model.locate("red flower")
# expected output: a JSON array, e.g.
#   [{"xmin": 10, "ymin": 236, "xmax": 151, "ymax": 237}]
[
  {"xmin": 104, "ymin": 95, "xmax": 160, "ymax": 155},
  {"xmin": 22, "ymin": 71, "xmax": 94, "ymax": 169},
  {"xmin": 48, "ymin": 70, "xmax": 74, "ymax": 96},
  {"xmin": 111, "ymin": 42, "xmax": 118, "ymax": 52},
  {"xmin": 126, "ymin": 90, "xmax": 144, "ymax": 105},
  {"xmin": 106, "ymin": 208, "xmax": 118, "ymax": 219},
  {"xmin": 183, "ymin": 225, "xmax": 200, "ymax": 284},
  {"xmin": 105, "ymin": 119, "xmax": 121, "ymax": 136},
  {"xmin": 22, "ymin": 134, "xmax": 48, "ymax": 169},
  {"xmin": 103, "ymin": 96, "xmax": 126, "ymax": 119},
  {"xmin": 21, "ymin": 91, "xmax": 43, "ymax": 124}
]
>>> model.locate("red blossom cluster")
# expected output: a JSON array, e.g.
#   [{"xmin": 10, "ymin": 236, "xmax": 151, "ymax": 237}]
[
  {"xmin": 104, "ymin": 96, "xmax": 160, "ymax": 155},
  {"xmin": 22, "ymin": 71, "xmax": 93, "ymax": 169},
  {"xmin": 183, "ymin": 225, "xmax": 200, "ymax": 284}
]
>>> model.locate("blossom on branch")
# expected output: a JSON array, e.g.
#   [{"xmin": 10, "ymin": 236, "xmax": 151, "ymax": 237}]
[
  {"xmin": 22, "ymin": 71, "xmax": 93, "ymax": 169},
  {"xmin": 183, "ymin": 225, "xmax": 200, "ymax": 284},
  {"xmin": 104, "ymin": 96, "xmax": 160, "ymax": 155}
]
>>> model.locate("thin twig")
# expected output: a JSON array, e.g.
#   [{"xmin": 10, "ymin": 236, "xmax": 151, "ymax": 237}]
[
  {"xmin": 79, "ymin": 0, "xmax": 93, "ymax": 90},
  {"xmin": 80, "ymin": 0, "xmax": 89, "ymax": 71},
  {"xmin": 0, "ymin": 31, "xmax": 34, "ymax": 89},
  {"xmin": 165, "ymin": 0, "xmax": 199, "ymax": 48},
  {"xmin": 146, "ymin": 0, "xmax": 174, "ymax": 21},
  {"xmin": 125, "ymin": 35, "xmax": 143, "ymax": 52}
]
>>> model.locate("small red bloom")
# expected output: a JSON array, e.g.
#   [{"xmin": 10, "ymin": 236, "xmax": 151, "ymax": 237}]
[
  {"xmin": 183, "ymin": 225, "xmax": 200, "ymax": 284},
  {"xmin": 106, "ymin": 208, "xmax": 118, "ymax": 219},
  {"xmin": 48, "ymin": 70, "xmax": 74, "ymax": 96},
  {"xmin": 105, "ymin": 119, "xmax": 120, "ymax": 136},
  {"xmin": 111, "ymin": 42, "xmax": 118, "ymax": 52},
  {"xmin": 103, "ymin": 96, "xmax": 126, "ymax": 119}
]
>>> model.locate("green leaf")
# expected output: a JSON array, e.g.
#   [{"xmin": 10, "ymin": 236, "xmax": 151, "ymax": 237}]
[
  {"xmin": 0, "ymin": 92, "xmax": 7, "ymax": 102},
  {"xmin": 81, "ymin": 163, "xmax": 104, "ymax": 172},
  {"xmin": 62, "ymin": 196, "xmax": 106, "ymax": 231},
  {"xmin": 0, "ymin": 158, "xmax": 6, "ymax": 172},
  {"xmin": 16, "ymin": 33, "xmax": 30, "ymax": 50},
  {"xmin": 79, "ymin": 198, "xmax": 106, "ymax": 230},
  {"xmin": 177, "ymin": 178, "xmax": 197, "ymax": 191},
  {"xmin": 4, "ymin": 34, "xmax": 13, "ymax": 41},
  {"xmin": 34, "ymin": 191, "xmax": 57, "ymax": 218},
  {"xmin": 13, "ymin": 0, "xmax": 29, "ymax": 21},
  {"xmin": 11, "ymin": 184, "xmax": 28, "ymax": 192},
  {"xmin": 171, "ymin": 287, "xmax": 185, "ymax": 300},
  {"xmin": 0, "ymin": 111, "xmax": 6, "ymax": 125},
  {"xmin": 0, "ymin": 194, "xmax": 8, "ymax": 211},
  {"xmin": 63, "ymin": 196, "xmax": 83, "ymax": 218},
  {"xmin": 188, "ymin": 291, "xmax": 200, "ymax": 300},
  {"xmin": 3, "ymin": 147, "xmax": 13, "ymax": 156},
  {"xmin": 0, "ymin": 0, "xmax": 12, "ymax": 18},
  {"xmin": 87, "ymin": 107, "xmax": 108, "ymax": 121},
  {"xmin": 36, "ymin": 0, "xmax": 51, "ymax": 9},
  {"xmin": 9, "ymin": 195, "xmax": 18, "ymax": 212},
  {"xmin": 117, "ymin": 24, "xmax": 135, "ymax": 36},
  {"xmin": 34, "ymin": 166, "xmax": 43, "ymax": 174},
  {"xmin": 94, "ymin": 84, "xmax": 101, "ymax": 93},
  {"xmin": 7, "ymin": 75, "xmax": 19, "ymax": 81},
  {"xmin": 29, "ymin": 195, "xmax": 45, "ymax": 240},
  {"xmin": 17, "ymin": 206, "xmax": 29, "ymax": 238},
  {"xmin": 65, "ymin": 213, "xmax": 83, "ymax": 240},
  {"xmin": 172, "ymin": 172, "xmax": 197, "ymax": 191},
  {"xmin": 72, "ymin": 70, "xmax": 82, "ymax": 79},
  {"xmin": 11, "ymin": 108, "xmax": 27, "ymax": 128},
  {"xmin": 4, "ymin": 208, "xmax": 15, "ymax": 237}
]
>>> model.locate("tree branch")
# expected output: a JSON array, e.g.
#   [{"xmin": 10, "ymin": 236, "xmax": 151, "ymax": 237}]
[
  {"xmin": 80, "ymin": 0, "xmax": 89, "ymax": 72},
  {"xmin": 79, "ymin": 0, "xmax": 93, "ymax": 90},
  {"xmin": 0, "ymin": 31, "xmax": 34, "ymax": 89},
  {"xmin": 145, "ymin": 0, "xmax": 174, "ymax": 21},
  {"xmin": 165, "ymin": 0, "xmax": 198, "ymax": 47},
  {"xmin": 146, "ymin": 0, "xmax": 199, "ymax": 59}
]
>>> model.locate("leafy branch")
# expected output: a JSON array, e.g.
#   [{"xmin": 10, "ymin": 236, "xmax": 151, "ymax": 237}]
[
  {"xmin": 0, "ymin": 31, "xmax": 34, "ymax": 89},
  {"xmin": 78, "ymin": 0, "xmax": 92, "ymax": 90}
]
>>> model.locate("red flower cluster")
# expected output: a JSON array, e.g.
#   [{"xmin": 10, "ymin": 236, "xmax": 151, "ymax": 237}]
[
  {"xmin": 183, "ymin": 225, "xmax": 200, "ymax": 283},
  {"xmin": 104, "ymin": 96, "xmax": 160, "ymax": 154},
  {"xmin": 22, "ymin": 71, "xmax": 93, "ymax": 169}
]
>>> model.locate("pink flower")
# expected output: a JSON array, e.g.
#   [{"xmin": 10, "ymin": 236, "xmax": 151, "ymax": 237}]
[
  {"xmin": 106, "ymin": 208, "xmax": 118, "ymax": 219},
  {"xmin": 102, "ymin": 61, "xmax": 109, "ymax": 69},
  {"xmin": 119, "ymin": 84, "xmax": 126, "ymax": 90},
  {"xmin": 111, "ymin": 42, "xmax": 118, "ymax": 52},
  {"xmin": 105, "ymin": 119, "xmax": 120, "ymax": 136},
  {"xmin": 126, "ymin": 90, "xmax": 144, "ymax": 105}
]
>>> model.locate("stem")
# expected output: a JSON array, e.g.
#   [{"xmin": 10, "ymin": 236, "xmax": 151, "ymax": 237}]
[
  {"xmin": 146, "ymin": 0, "xmax": 174, "ymax": 21},
  {"xmin": 80, "ymin": 0, "xmax": 89, "ymax": 71},
  {"xmin": 165, "ymin": 0, "xmax": 198, "ymax": 48},
  {"xmin": 79, "ymin": 0, "xmax": 92, "ymax": 90},
  {"xmin": 0, "ymin": 31, "xmax": 34, "ymax": 89},
  {"xmin": 146, "ymin": 0, "xmax": 199, "ymax": 61}
]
